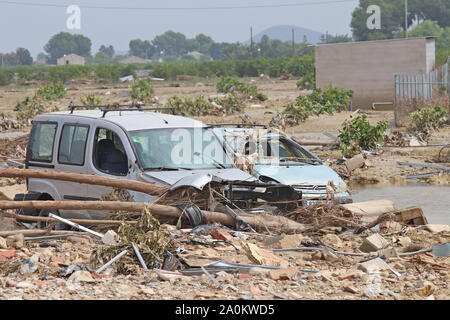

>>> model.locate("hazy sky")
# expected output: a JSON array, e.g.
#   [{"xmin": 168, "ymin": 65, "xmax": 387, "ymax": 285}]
[{"xmin": 0, "ymin": 0, "xmax": 358, "ymax": 57}]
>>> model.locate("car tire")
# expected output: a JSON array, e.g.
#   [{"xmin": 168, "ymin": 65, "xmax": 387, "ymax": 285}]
[{"xmin": 37, "ymin": 209, "xmax": 68, "ymax": 230}]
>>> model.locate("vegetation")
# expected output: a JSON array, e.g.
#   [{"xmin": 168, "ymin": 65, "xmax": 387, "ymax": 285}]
[
  {"xmin": 80, "ymin": 92, "xmax": 102, "ymax": 106},
  {"xmin": 296, "ymin": 72, "xmax": 315, "ymax": 90},
  {"xmin": 131, "ymin": 80, "xmax": 154, "ymax": 104},
  {"xmin": 275, "ymin": 86, "xmax": 353, "ymax": 126},
  {"xmin": 338, "ymin": 115, "xmax": 389, "ymax": 157},
  {"xmin": 216, "ymin": 77, "xmax": 267, "ymax": 101},
  {"xmin": 36, "ymin": 81, "xmax": 66, "ymax": 101},
  {"xmin": 166, "ymin": 94, "xmax": 244, "ymax": 116},
  {"xmin": 44, "ymin": 32, "xmax": 92, "ymax": 64},
  {"xmin": 0, "ymin": 48, "xmax": 33, "ymax": 66},
  {"xmin": 408, "ymin": 104, "xmax": 449, "ymax": 141}
]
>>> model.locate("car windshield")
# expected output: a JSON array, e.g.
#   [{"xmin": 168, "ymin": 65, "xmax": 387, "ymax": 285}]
[
  {"xmin": 129, "ymin": 127, "xmax": 234, "ymax": 170},
  {"xmin": 259, "ymin": 138, "xmax": 320, "ymax": 164}
]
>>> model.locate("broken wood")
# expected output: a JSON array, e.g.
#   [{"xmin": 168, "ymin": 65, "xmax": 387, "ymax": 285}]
[
  {"xmin": 356, "ymin": 212, "xmax": 396, "ymax": 234},
  {"xmin": 0, "ymin": 229, "xmax": 90, "ymax": 238},
  {"xmin": 0, "ymin": 200, "xmax": 306, "ymax": 234},
  {"xmin": 392, "ymin": 207, "xmax": 428, "ymax": 225},
  {"xmin": 0, "ymin": 168, "xmax": 167, "ymax": 196},
  {"xmin": 1, "ymin": 211, "xmax": 136, "ymax": 225}
]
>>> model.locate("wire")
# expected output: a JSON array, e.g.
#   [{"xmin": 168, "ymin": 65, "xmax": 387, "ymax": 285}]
[{"xmin": 0, "ymin": 0, "xmax": 358, "ymax": 11}]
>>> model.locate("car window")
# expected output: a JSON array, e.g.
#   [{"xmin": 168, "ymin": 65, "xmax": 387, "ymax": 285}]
[
  {"xmin": 58, "ymin": 124, "xmax": 89, "ymax": 165},
  {"xmin": 93, "ymin": 127, "xmax": 128, "ymax": 176},
  {"xmin": 28, "ymin": 122, "xmax": 58, "ymax": 162}
]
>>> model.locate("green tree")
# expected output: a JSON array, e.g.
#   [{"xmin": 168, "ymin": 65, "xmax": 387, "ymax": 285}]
[
  {"xmin": 408, "ymin": 20, "xmax": 450, "ymax": 51},
  {"xmin": 320, "ymin": 33, "xmax": 353, "ymax": 44},
  {"xmin": 409, "ymin": 0, "xmax": 450, "ymax": 28},
  {"xmin": 152, "ymin": 31, "xmax": 189, "ymax": 57},
  {"xmin": 129, "ymin": 39, "xmax": 155, "ymax": 59},
  {"xmin": 94, "ymin": 51, "xmax": 111, "ymax": 64},
  {"xmin": 99, "ymin": 45, "xmax": 115, "ymax": 58},
  {"xmin": 44, "ymin": 32, "xmax": 92, "ymax": 64},
  {"xmin": 16, "ymin": 48, "xmax": 33, "ymax": 65}
]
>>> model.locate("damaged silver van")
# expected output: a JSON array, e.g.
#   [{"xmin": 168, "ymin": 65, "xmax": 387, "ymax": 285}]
[{"xmin": 17, "ymin": 107, "xmax": 301, "ymax": 222}]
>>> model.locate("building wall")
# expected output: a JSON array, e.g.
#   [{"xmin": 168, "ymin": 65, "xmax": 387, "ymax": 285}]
[
  {"xmin": 57, "ymin": 54, "xmax": 85, "ymax": 66},
  {"xmin": 315, "ymin": 38, "xmax": 435, "ymax": 109}
]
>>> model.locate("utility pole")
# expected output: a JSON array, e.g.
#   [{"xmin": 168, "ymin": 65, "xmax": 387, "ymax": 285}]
[
  {"xmin": 404, "ymin": 0, "xmax": 408, "ymax": 38},
  {"xmin": 292, "ymin": 28, "xmax": 295, "ymax": 56},
  {"xmin": 250, "ymin": 26, "xmax": 254, "ymax": 57}
]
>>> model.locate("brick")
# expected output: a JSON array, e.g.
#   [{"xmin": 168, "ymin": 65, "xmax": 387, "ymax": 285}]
[
  {"xmin": 238, "ymin": 273, "xmax": 253, "ymax": 280},
  {"xmin": 359, "ymin": 233, "xmax": 389, "ymax": 253},
  {"xmin": 268, "ymin": 267, "xmax": 298, "ymax": 281},
  {"xmin": 343, "ymin": 285, "xmax": 360, "ymax": 294},
  {"xmin": 210, "ymin": 228, "xmax": 233, "ymax": 242}
]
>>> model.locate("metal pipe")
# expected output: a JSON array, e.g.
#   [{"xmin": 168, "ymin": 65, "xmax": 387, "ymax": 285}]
[
  {"xmin": 48, "ymin": 213, "xmax": 104, "ymax": 238},
  {"xmin": 95, "ymin": 250, "xmax": 128, "ymax": 274},
  {"xmin": 132, "ymin": 243, "xmax": 148, "ymax": 270}
]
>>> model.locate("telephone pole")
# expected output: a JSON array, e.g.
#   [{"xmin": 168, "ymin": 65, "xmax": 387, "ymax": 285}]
[
  {"xmin": 292, "ymin": 28, "xmax": 295, "ymax": 56},
  {"xmin": 250, "ymin": 26, "xmax": 254, "ymax": 57},
  {"xmin": 404, "ymin": 0, "xmax": 408, "ymax": 38}
]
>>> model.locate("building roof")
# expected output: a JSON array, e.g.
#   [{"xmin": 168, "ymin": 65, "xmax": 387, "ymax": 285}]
[
  {"xmin": 315, "ymin": 36, "xmax": 436, "ymax": 47},
  {"xmin": 36, "ymin": 110, "xmax": 205, "ymax": 131},
  {"xmin": 57, "ymin": 53, "xmax": 84, "ymax": 60}
]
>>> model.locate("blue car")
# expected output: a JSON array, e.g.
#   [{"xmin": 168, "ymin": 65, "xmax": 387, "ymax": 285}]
[{"xmin": 212, "ymin": 125, "xmax": 352, "ymax": 205}]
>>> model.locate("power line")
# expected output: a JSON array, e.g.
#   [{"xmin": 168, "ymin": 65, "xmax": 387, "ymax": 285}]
[{"xmin": 0, "ymin": 0, "xmax": 358, "ymax": 11}]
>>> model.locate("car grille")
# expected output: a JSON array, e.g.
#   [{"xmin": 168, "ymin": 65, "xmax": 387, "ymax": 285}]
[{"xmin": 293, "ymin": 184, "xmax": 327, "ymax": 192}]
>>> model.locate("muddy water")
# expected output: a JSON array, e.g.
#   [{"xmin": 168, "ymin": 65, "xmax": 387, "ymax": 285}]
[{"xmin": 351, "ymin": 184, "xmax": 450, "ymax": 225}]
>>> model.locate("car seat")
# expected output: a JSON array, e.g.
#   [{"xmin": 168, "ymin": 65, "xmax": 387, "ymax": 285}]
[{"xmin": 97, "ymin": 139, "xmax": 128, "ymax": 174}]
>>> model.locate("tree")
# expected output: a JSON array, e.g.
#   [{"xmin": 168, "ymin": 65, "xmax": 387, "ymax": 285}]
[
  {"xmin": 351, "ymin": 0, "xmax": 408, "ymax": 41},
  {"xmin": 193, "ymin": 33, "xmax": 214, "ymax": 54},
  {"xmin": 16, "ymin": 48, "xmax": 33, "ymax": 65},
  {"xmin": 44, "ymin": 32, "xmax": 92, "ymax": 64},
  {"xmin": 152, "ymin": 31, "xmax": 188, "ymax": 57},
  {"xmin": 320, "ymin": 33, "xmax": 353, "ymax": 44},
  {"xmin": 408, "ymin": 20, "xmax": 450, "ymax": 50},
  {"xmin": 129, "ymin": 39, "xmax": 155, "ymax": 59},
  {"xmin": 94, "ymin": 51, "xmax": 111, "ymax": 64},
  {"xmin": 409, "ymin": 0, "xmax": 450, "ymax": 28},
  {"xmin": 99, "ymin": 45, "xmax": 115, "ymax": 58}
]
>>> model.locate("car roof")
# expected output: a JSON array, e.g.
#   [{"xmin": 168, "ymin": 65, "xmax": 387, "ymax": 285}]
[{"xmin": 35, "ymin": 110, "xmax": 206, "ymax": 131}]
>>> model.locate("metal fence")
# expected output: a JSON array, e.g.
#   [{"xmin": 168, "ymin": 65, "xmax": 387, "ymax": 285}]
[
  {"xmin": 395, "ymin": 57, "xmax": 449, "ymax": 101},
  {"xmin": 394, "ymin": 57, "xmax": 449, "ymax": 126}
]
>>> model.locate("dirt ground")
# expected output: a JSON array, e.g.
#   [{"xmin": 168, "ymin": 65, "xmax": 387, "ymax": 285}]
[{"xmin": 0, "ymin": 78, "xmax": 449, "ymax": 301}]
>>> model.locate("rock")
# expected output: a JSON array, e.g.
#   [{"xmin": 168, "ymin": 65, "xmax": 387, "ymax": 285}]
[
  {"xmin": 425, "ymin": 224, "xmax": 450, "ymax": 233},
  {"xmin": 268, "ymin": 267, "xmax": 297, "ymax": 281},
  {"xmin": 20, "ymin": 254, "xmax": 39, "ymax": 275},
  {"xmin": 156, "ymin": 270, "xmax": 184, "ymax": 283},
  {"xmin": 6, "ymin": 233, "xmax": 24, "ymax": 249},
  {"xmin": 16, "ymin": 281, "xmax": 35, "ymax": 289},
  {"xmin": 0, "ymin": 237, "xmax": 7, "ymax": 249},
  {"xmin": 358, "ymin": 257, "xmax": 391, "ymax": 273},
  {"xmin": 321, "ymin": 234, "xmax": 343, "ymax": 248},
  {"xmin": 248, "ymin": 267, "xmax": 270, "ymax": 276},
  {"xmin": 345, "ymin": 154, "xmax": 365, "ymax": 172},
  {"xmin": 101, "ymin": 230, "xmax": 119, "ymax": 245},
  {"xmin": 244, "ymin": 243, "xmax": 282, "ymax": 266},
  {"xmin": 4, "ymin": 279, "xmax": 17, "ymax": 287},
  {"xmin": 68, "ymin": 270, "xmax": 95, "ymax": 283},
  {"xmin": 359, "ymin": 233, "xmax": 389, "ymax": 253},
  {"xmin": 343, "ymin": 285, "xmax": 360, "ymax": 294},
  {"xmin": 377, "ymin": 247, "xmax": 399, "ymax": 259},
  {"xmin": 381, "ymin": 221, "xmax": 403, "ymax": 233},
  {"xmin": 322, "ymin": 248, "xmax": 340, "ymax": 262},
  {"xmin": 67, "ymin": 236, "xmax": 91, "ymax": 245},
  {"xmin": 275, "ymin": 234, "xmax": 304, "ymax": 249},
  {"xmin": 397, "ymin": 236, "xmax": 411, "ymax": 247}
]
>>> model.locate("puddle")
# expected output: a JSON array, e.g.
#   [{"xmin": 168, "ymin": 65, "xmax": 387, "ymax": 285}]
[{"xmin": 351, "ymin": 184, "xmax": 450, "ymax": 225}]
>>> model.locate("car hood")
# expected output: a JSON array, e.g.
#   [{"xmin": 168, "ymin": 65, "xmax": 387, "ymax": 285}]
[
  {"xmin": 141, "ymin": 168, "xmax": 256, "ymax": 186},
  {"xmin": 255, "ymin": 163, "xmax": 345, "ymax": 189}
]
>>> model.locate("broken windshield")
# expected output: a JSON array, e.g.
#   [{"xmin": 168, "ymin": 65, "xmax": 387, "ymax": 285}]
[{"xmin": 129, "ymin": 128, "xmax": 234, "ymax": 170}]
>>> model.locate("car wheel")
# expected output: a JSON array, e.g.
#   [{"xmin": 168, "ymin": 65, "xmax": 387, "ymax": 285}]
[{"xmin": 37, "ymin": 209, "xmax": 68, "ymax": 230}]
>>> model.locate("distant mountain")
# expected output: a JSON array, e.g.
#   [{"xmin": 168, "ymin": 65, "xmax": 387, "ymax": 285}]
[{"xmin": 245, "ymin": 25, "xmax": 323, "ymax": 45}]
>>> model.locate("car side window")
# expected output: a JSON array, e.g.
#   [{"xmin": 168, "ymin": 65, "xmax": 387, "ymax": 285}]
[
  {"xmin": 58, "ymin": 124, "xmax": 89, "ymax": 165},
  {"xmin": 28, "ymin": 122, "xmax": 58, "ymax": 163},
  {"xmin": 92, "ymin": 127, "xmax": 128, "ymax": 176}
]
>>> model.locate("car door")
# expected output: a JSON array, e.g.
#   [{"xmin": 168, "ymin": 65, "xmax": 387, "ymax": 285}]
[
  {"xmin": 86, "ymin": 123, "xmax": 139, "ymax": 218},
  {"xmin": 53, "ymin": 121, "xmax": 91, "ymax": 219}
]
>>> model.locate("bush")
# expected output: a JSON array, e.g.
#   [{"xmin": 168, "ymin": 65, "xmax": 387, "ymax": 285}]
[
  {"xmin": 16, "ymin": 96, "xmax": 46, "ymax": 121},
  {"xmin": 80, "ymin": 92, "xmax": 102, "ymax": 106},
  {"xmin": 36, "ymin": 81, "xmax": 66, "ymax": 101},
  {"xmin": 296, "ymin": 72, "xmax": 315, "ymax": 90},
  {"xmin": 408, "ymin": 104, "xmax": 448, "ymax": 141},
  {"xmin": 338, "ymin": 115, "xmax": 389, "ymax": 157},
  {"xmin": 216, "ymin": 77, "xmax": 267, "ymax": 102},
  {"xmin": 167, "ymin": 93, "xmax": 244, "ymax": 116},
  {"xmin": 276, "ymin": 85, "xmax": 353, "ymax": 126},
  {"xmin": 131, "ymin": 80, "xmax": 154, "ymax": 104},
  {"xmin": 0, "ymin": 69, "xmax": 13, "ymax": 86}
]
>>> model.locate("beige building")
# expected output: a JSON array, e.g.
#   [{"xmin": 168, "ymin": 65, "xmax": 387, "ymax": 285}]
[
  {"xmin": 315, "ymin": 37, "xmax": 436, "ymax": 109},
  {"xmin": 57, "ymin": 54, "xmax": 85, "ymax": 66}
]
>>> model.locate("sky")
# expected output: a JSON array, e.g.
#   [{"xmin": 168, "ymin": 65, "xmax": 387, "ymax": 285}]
[{"xmin": 0, "ymin": 0, "xmax": 359, "ymax": 57}]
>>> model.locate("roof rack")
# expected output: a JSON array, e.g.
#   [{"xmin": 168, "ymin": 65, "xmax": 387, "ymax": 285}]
[
  {"xmin": 207, "ymin": 123, "xmax": 268, "ymax": 129},
  {"xmin": 69, "ymin": 103, "xmax": 144, "ymax": 114},
  {"xmin": 101, "ymin": 107, "xmax": 176, "ymax": 117}
]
